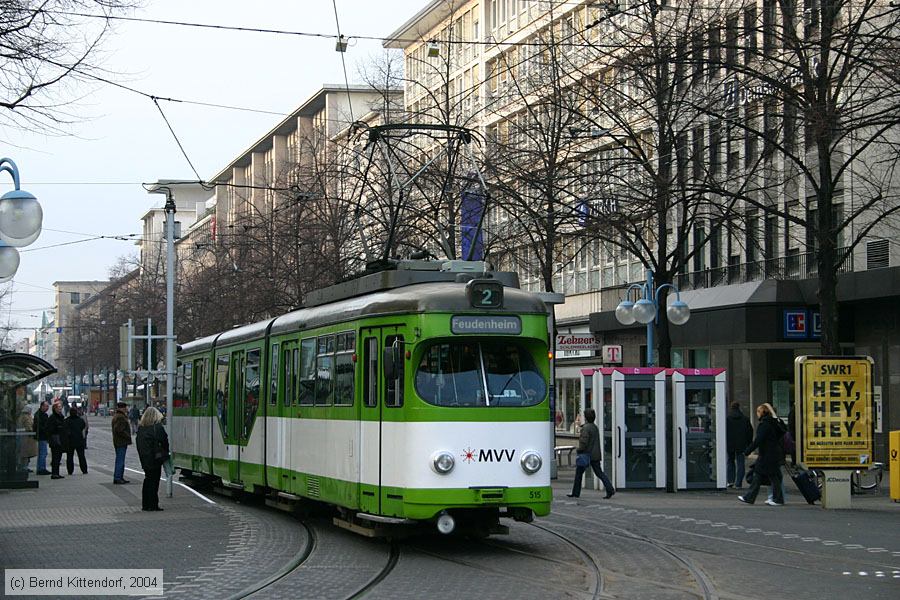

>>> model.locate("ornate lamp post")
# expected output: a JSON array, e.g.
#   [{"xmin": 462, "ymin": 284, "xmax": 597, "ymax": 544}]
[
  {"xmin": 0, "ymin": 158, "xmax": 43, "ymax": 282},
  {"xmin": 615, "ymin": 269, "xmax": 690, "ymax": 493},
  {"xmin": 614, "ymin": 270, "xmax": 690, "ymax": 366}
]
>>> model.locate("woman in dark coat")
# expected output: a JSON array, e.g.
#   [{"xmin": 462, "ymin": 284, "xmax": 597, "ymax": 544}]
[
  {"xmin": 64, "ymin": 407, "xmax": 88, "ymax": 475},
  {"xmin": 739, "ymin": 403, "xmax": 786, "ymax": 506},
  {"xmin": 45, "ymin": 401, "xmax": 67, "ymax": 479},
  {"xmin": 135, "ymin": 407, "xmax": 169, "ymax": 511}
]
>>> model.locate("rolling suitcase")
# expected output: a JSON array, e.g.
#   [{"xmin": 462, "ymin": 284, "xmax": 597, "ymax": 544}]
[{"xmin": 788, "ymin": 465, "xmax": 820, "ymax": 505}]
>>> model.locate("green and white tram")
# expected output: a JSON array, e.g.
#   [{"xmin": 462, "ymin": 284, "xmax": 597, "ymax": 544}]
[{"xmin": 172, "ymin": 262, "xmax": 552, "ymax": 535}]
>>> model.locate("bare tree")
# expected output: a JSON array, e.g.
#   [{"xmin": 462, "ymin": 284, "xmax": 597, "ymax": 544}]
[
  {"xmin": 698, "ymin": 0, "xmax": 900, "ymax": 353},
  {"xmin": 0, "ymin": 1, "xmax": 138, "ymax": 134},
  {"xmin": 567, "ymin": 2, "xmax": 743, "ymax": 366}
]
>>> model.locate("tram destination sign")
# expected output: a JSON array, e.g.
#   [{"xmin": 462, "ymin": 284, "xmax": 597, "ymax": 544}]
[
  {"xmin": 451, "ymin": 315, "xmax": 521, "ymax": 335},
  {"xmin": 795, "ymin": 356, "xmax": 874, "ymax": 468}
]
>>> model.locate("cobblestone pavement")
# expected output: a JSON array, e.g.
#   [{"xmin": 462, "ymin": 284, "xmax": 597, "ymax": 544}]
[
  {"xmin": 4, "ymin": 417, "xmax": 898, "ymax": 600},
  {"xmin": 548, "ymin": 470, "xmax": 900, "ymax": 600},
  {"xmin": 0, "ymin": 416, "xmax": 307, "ymax": 600}
]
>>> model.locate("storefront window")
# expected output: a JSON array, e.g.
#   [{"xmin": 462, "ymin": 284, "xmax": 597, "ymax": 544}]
[{"xmin": 554, "ymin": 377, "xmax": 580, "ymax": 434}]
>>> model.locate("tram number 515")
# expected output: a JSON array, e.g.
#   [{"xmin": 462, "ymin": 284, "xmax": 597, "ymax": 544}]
[{"xmin": 529, "ymin": 490, "xmax": 543, "ymax": 499}]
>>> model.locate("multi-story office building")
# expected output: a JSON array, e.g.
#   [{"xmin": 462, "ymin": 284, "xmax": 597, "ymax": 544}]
[
  {"xmin": 387, "ymin": 0, "xmax": 900, "ymax": 458},
  {"xmin": 52, "ymin": 281, "xmax": 108, "ymax": 377}
]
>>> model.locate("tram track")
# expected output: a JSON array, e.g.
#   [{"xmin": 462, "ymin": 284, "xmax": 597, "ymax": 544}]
[
  {"xmin": 527, "ymin": 522, "xmax": 608, "ymax": 600},
  {"xmin": 231, "ymin": 522, "xmax": 317, "ymax": 600},
  {"xmin": 546, "ymin": 511, "xmax": 720, "ymax": 600},
  {"xmin": 226, "ymin": 519, "xmax": 400, "ymax": 600}
]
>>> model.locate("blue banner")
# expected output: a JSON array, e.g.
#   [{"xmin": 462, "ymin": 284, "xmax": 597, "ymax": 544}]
[{"xmin": 460, "ymin": 183, "xmax": 484, "ymax": 261}]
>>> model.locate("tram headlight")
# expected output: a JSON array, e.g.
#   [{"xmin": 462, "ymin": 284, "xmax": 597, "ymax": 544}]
[
  {"xmin": 520, "ymin": 450, "xmax": 542, "ymax": 474},
  {"xmin": 431, "ymin": 451, "xmax": 455, "ymax": 475}
]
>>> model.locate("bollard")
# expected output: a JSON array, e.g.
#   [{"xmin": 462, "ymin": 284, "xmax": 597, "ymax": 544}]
[{"xmin": 822, "ymin": 470, "xmax": 853, "ymax": 509}]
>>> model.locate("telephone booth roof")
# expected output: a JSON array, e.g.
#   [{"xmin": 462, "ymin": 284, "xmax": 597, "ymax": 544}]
[{"xmin": 580, "ymin": 367, "xmax": 667, "ymax": 376}]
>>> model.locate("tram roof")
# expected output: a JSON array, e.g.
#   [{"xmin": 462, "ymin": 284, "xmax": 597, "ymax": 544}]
[
  {"xmin": 269, "ymin": 282, "xmax": 548, "ymax": 337},
  {"xmin": 178, "ymin": 332, "xmax": 222, "ymax": 355}
]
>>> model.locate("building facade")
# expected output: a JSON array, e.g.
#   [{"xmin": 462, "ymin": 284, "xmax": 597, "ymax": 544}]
[{"xmin": 387, "ymin": 0, "xmax": 900, "ymax": 460}]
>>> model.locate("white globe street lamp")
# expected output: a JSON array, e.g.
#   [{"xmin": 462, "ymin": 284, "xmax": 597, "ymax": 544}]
[
  {"xmin": 613, "ymin": 270, "xmax": 691, "ymax": 366},
  {"xmin": 0, "ymin": 158, "xmax": 43, "ymax": 281},
  {"xmin": 0, "ymin": 159, "xmax": 42, "ymax": 243},
  {"xmin": 614, "ymin": 299, "xmax": 636, "ymax": 325},
  {"xmin": 0, "ymin": 243, "xmax": 20, "ymax": 283}
]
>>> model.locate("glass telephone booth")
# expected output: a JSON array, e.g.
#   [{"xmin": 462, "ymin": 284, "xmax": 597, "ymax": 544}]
[
  {"xmin": 611, "ymin": 368, "xmax": 667, "ymax": 489},
  {"xmin": 671, "ymin": 369, "xmax": 727, "ymax": 489}
]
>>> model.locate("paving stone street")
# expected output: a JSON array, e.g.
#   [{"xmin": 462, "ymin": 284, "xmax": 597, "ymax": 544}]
[{"xmin": 1, "ymin": 416, "xmax": 898, "ymax": 599}]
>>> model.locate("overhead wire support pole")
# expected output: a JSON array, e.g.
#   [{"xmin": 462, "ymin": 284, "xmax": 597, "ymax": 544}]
[
  {"xmin": 144, "ymin": 182, "xmax": 179, "ymax": 500},
  {"xmin": 164, "ymin": 190, "xmax": 176, "ymax": 499}
]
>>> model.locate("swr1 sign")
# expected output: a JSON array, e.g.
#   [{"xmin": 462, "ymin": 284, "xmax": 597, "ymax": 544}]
[{"xmin": 795, "ymin": 356, "xmax": 874, "ymax": 468}]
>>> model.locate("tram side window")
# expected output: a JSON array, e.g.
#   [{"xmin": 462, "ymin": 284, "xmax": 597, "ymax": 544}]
[
  {"xmin": 298, "ymin": 338, "xmax": 316, "ymax": 405},
  {"xmin": 174, "ymin": 365, "xmax": 184, "ymax": 407},
  {"xmin": 316, "ymin": 335, "xmax": 335, "ymax": 406},
  {"xmin": 385, "ymin": 335, "xmax": 404, "ymax": 408},
  {"xmin": 364, "ymin": 337, "xmax": 378, "ymax": 407},
  {"xmin": 282, "ymin": 347, "xmax": 293, "ymax": 407},
  {"xmin": 192, "ymin": 359, "xmax": 204, "ymax": 408},
  {"xmin": 269, "ymin": 344, "xmax": 279, "ymax": 406},
  {"xmin": 243, "ymin": 349, "xmax": 260, "ymax": 438},
  {"xmin": 215, "ymin": 355, "xmax": 230, "ymax": 434},
  {"xmin": 200, "ymin": 358, "xmax": 209, "ymax": 408},
  {"xmin": 334, "ymin": 332, "xmax": 355, "ymax": 406},
  {"xmin": 183, "ymin": 362, "xmax": 193, "ymax": 409}
]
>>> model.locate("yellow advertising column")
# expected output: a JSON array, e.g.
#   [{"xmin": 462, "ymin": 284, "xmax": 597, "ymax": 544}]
[
  {"xmin": 890, "ymin": 430, "xmax": 900, "ymax": 502},
  {"xmin": 795, "ymin": 356, "xmax": 874, "ymax": 509}
]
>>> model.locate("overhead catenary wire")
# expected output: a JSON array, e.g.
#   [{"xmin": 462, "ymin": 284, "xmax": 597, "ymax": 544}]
[
  {"xmin": 331, "ymin": 0, "xmax": 355, "ymax": 124},
  {"xmin": 40, "ymin": 3, "xmax": 782, "ymax": 51}
]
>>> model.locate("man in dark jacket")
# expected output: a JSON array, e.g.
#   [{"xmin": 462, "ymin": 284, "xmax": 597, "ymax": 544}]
[
  {"xmin": 726, "ymin": 401, "xmax": 753, "ymax": 489},
  {"xmin": 33, "ymin": 401, "xmax": 50, "ymax": 475},
  {"xmin": 111, "ymin": 402, "xmax": 132, "ymax": 484},
  {"xmin": 739, "ymin": 403, "xmax": 786, "ymax": 505},
  {"xmin": 567, "ymin": 408, "xmax": 615, "ymax": 499},
  {"xmin": 46, "ymin": 401, "xmax": 66, "ymax": 479},
  {"xmin": 64, "ymin": 407, "xmax": 88, "ymax": 475}
]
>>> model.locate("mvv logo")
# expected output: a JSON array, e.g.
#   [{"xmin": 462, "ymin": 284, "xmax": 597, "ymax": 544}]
[
  {"xmin": 478, "ymin": 449, "xmax": 515, "ymax": 462},
  {"xmin": 461, "ymin": 447, "xmax": 516, "ymax": 463}
]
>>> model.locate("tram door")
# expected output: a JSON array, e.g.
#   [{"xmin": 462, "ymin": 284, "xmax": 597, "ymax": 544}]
[
  {"xmin": 227, "ymin": 351, "xmax": 246, "ymax": 484},
  {"xmin": 358, "ymin": 326, "xmax": 404, "ymax": 515}
]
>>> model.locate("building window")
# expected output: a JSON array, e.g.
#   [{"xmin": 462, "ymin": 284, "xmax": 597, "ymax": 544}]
[
  {"xmin": 70, "ymin": 292, "xmax": 80, "ymax": 304},
  {"xmin": 743, "ymin": 5, "xmax": 757, "ymax": 64}
]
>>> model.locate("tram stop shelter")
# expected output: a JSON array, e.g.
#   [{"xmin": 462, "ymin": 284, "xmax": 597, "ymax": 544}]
[{"xmin": 0, "ymin": 352, "xmax": 56, "ymax": 489}]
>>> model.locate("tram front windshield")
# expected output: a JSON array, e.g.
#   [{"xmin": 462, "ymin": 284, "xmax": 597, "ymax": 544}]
[{"xmin": 415, "ymin": 340, "xmax": 545, "ymax": 407}]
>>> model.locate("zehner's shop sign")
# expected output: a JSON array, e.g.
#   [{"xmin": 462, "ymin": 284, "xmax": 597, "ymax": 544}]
[{"xmin": 555, "ymin": 333, "xmax": 601, "ymax": 354}]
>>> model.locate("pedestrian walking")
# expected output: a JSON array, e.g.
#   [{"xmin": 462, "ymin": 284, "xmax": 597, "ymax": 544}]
[
  {"xmin": 739, "ymin": 403, "xmax": 786, "ymax": 506},
  {"xmin": 129, "ymin": 405, "xmax": 140, "ymax": 435},
  {"xmin": 33, "ymin": 401, "xmax": 50, "ymax": 475},
  {"xmin": 136, "ymin": 407, "xmax": 169, "ymax": 511},
  {"xmin": 726, "ymin": 401, "xmax": 753, "ymax": 489},
  {"xmin": 46, "ymin": 401, "xmax": 67, "ymax": 479},
  {"xmin": 567, "ymin": 408, "xmax": 615, "ymax": 499},
  {"xmin": 17, "ymin": 407, "xmax": 37, "ymax": 472},
  {"xmin": 111, "ymin": 402, "xmax": 132, "ymax": 484},
  {"xmin": 64, "ymin": 407, "xmax": 88, "ymax": 475}
]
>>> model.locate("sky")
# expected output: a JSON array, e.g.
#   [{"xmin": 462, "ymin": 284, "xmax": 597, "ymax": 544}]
[{"xmin": 0, "ymin": 0, "xmax": 425, "ymax": 335}]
